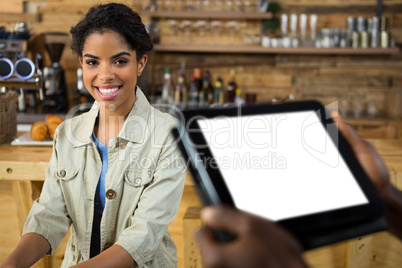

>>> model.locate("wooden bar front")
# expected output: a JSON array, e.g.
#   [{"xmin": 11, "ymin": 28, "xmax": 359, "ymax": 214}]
[
  {"xmin": 2, "ymin": 137, "xmax": 402, "ymax": 267},
  {"xmin": 0, "ymin": 139, "xmax": 202, "ymax": 268}
]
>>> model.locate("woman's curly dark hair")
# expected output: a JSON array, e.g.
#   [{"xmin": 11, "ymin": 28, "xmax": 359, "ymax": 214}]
[{"xmin": 70, "ymin": 3, "xmax": 153, "ymax": 61}]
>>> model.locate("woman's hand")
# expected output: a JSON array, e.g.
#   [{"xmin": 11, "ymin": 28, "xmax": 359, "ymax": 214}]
[{"xmin": 196, "ymin": 206, "xmax": 308, "ymax": 268}]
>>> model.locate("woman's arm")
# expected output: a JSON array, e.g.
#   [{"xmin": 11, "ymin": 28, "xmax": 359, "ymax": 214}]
[
  {"xmin": 0, "ymin": 233, "xmax": 50, "ymax": 268},
  {"xmin": 71, "ymin": 245, "xmax": 136, "ymax": 268}
]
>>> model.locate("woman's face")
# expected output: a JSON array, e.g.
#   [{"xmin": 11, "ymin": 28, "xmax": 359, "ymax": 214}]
[{"xmin": 79, "ymin": 30, "xmax": 147, "ymax": 113}]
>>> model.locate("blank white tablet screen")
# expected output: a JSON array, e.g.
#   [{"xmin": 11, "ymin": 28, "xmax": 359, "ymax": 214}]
[{"xmin": 197, "ymin": 111, "xmax": 368, "ymax": 221}]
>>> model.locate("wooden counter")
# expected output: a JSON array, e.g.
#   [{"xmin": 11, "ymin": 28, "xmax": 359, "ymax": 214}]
[
  {"xmin": 1, "ymin": 137, "xmax": 402, "ymax": 267},
  {"xmin": 0, "ymin": 136, "xmax": 201, "ymax": 268},
  {"xmin": 0, "ymin": 141, "xmax": 52, "ymax": 267}
]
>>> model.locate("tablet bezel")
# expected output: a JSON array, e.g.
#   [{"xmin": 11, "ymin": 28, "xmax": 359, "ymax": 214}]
[{"xmin": 173, "ymin": 100, "xmax": 386, "ymax": 247}]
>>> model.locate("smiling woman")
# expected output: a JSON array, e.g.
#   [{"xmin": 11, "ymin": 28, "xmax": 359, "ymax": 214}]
[
  {"xmin": 78, "ymin": 30, "xmax": 146, "ymax": 143},
  {"xmin": 0, "ymin": 3, "xmax": 186, "ymax": 268}
]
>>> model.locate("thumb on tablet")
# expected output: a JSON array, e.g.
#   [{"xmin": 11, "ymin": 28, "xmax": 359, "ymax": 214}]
[
  {"xmin": 331, "ymin": 110, "xmax": 361, "ymax": 146},
  {"xmin": 201, "ymin": 206, "xmax": 247, "ymax": 234}
]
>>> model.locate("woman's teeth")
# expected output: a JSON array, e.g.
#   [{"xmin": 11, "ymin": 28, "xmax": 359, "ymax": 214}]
[{"xmin": 98, "ymin": 87, "xmax": 119, "ymax": 95}]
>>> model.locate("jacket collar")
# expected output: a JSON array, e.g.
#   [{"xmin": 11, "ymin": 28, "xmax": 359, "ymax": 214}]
[
  {"xmin": 71, "ymin": 87, "xmax": 151, "ymax": 147},
  {"xmin": 119, "ymin": 87, "xmax": 151, "ymax": 144}
]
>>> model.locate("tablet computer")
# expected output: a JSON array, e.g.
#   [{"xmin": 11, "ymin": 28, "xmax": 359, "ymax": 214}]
[{"xmin": 171, "ymin": 100, "xmax": 387, "ymax": 250}]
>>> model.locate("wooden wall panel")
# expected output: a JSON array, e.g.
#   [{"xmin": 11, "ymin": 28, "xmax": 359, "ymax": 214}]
[
  {"xmin": 279, "ymin": 0, "xmax": 379, "ymax": 6},
  {"xmin": 0, "ymin": 0, "xmax": 401, "ymax": 117},
  {"xmin": 0, "ymin": 0, "xmax": 23, "ymax": 14}
]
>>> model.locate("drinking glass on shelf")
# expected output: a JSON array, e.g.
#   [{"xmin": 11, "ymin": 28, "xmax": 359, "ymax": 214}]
[
  {"xmin": 252, "ymin": 34, "xmax": 261, "ymax": 45},
  {"xmin": 203, "ymin": 0, "xmax": 211, "ymax": 11},
  {"xmin": 156, "ymin": 0, "xmax": 164, "ymax": 10},
  {"xmin": 352, "ymin": 93, "xmax": 365, "ymax": 118},
  {"xmin": 243, "ymin": 34, "xmax": 252, "ymax": 44},
  {"xmin": 194, "ymin": 0, "xmax": 202, "ymax": 10},
  {"xmin": 186, "ymin": 0, "xmax": 195, "ymax": 10},
  {"xmin": 226, "ymin": 20, "xmax": 239, "ymax": 43},
  {"xmin": 300, "ymin": 14, "xmax": 307, "ymax": 42},
  {"xmin": 339, "ymin": 93, "xmax": 350, "ymax": 117},
  {"xmin": 234, "ymin": 0, "xmax": 242, "ymax": 11},
  {"xmin": 290, "ymin": 14, "xmax": 299, "ymax": 47},
  {"xmin": 290, "ymin": 14, "xmax": 297, "ymax": 39},
  {"xmin": 210, "ymin": 20, "xmax": 222, "ymax": 44},
  {"xmin": 213, "ymin": 0, "xmax": 224, "ymax": 11},
  {"xmin": 196, "ymin": 20, "xmax": 208, "ymax": 36},
  {"xmin": 321, "ymin": 28, "xmax": 333, "ymax": 48},
  {"xmin": 179, "ymin": 19, "xmax": 193, "ymax": 43},
  {"xmin": 225, "ymin": 0, "xmax": 234, "ymax": 11},
  {"xmin": 243, "ymin": 0, "xmax": 252, "ymax": 12},
  {"xmin": 333, "ymin": 28, "xmax": 341, "ymax": 47},
  {"xmin": 176, "ymin": 0, "xmax": 184, "ymax": 11},
  {"xmin": 367, "ymin": 99, "xmax": 379, "ymax": 118},
  {"xmin": 168, "ymin": 19, "xmax": 178, "ymax": 35},
  {"xmin": 339, "ymin": 28, "xmax": 349, "ymax": 48},
  {"xmin": 164, "ymin": 0, "xmax": 173, "ymax": 11},
  {"xmin": 253, "ymin": 0, "xmax": 261, "ymax": 12},
  {"xmin": 310, "ymin": 14, "xmax": 317, "ymax": 42}
]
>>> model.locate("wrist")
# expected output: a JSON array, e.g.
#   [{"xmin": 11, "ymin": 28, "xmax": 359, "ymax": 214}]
[{"xmin": 382, "ymin": 184, "xmax": 402, "ymax": 239}]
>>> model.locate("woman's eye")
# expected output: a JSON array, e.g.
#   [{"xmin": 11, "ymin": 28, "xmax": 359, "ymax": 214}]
[
  {"xmin": 115, "ymin": 59, "xmax": 128, "ymax": 65},
  {"xmin": 86, "ymin": 60, "xmax": 98, "ymax": 66}
]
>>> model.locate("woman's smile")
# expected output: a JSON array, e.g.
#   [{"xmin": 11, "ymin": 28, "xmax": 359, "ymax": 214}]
[{"xmin": 95, "ymin": 85, "xmax": 122, "ymax": 100}]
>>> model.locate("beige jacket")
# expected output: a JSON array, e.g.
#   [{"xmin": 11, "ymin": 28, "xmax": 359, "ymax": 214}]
[{"xmin": 23, "ymin": 88, "xmax": 186, "ymax": 267}]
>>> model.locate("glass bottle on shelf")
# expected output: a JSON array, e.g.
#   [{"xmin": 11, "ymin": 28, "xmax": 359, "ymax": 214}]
[
  {"xmin": 381, "ymin": 16, "xmax": 389, "ymax": 48},
  {"xmin": 206, "ymin": 70, "xmax": 214, "ymax": 105},
  {"xmin": 290, "ymin": 14, "xmax": 299, "ymax": 47},
  {"xmin": 300, "ymin": 13, "xmax": 307, "ymax": 44},
  {"xmin": 187, "ymin": 74, "xmax": 199, "ymax": 110},
  {"xmin": 310, "ymin": 14, "xmax": 317, "ymax": 43},
  {"xmin": 226, "ymin": 69, "xmax": 237, "ymax": 104},
  {"xmin": 213, "ymin": 77, "xmax": 225, "ymax": 106},
  {"xmin": 199, "ymin": 70, "xmax": 214, "ymax": 108},
  {"xmin": 371, "ymin": 16, "xmax": 380, "ymax": 48},
  {"xmin": 157, "ymin": 67, "xmax": 175, "ymax": 113},
  {"xmin": 357, "ymin": 17, "xmax": 368, "ymax": 48},
  {"xmin": 234, "ymin": 88, "xmax": 245, "ymax": 106},
  {"xmin": 348, "ymin": 17, "xmax": 359, "ymax": 48},
  {"xmin": 281, "ymin": 14, "xmax": 291, "ymax": 48},
  {"xmin": 174, "ymin": 68, "xmax": 188, "ymax": 110}
]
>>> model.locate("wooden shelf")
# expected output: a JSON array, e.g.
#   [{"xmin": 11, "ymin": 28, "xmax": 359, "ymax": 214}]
[
  {"xmin": 142, "ymin": 10, "xmax": 273, "ymax": 20},
  {"xmin": 153, "ymin": 44, "xmax": 400, "ymax": 54}
]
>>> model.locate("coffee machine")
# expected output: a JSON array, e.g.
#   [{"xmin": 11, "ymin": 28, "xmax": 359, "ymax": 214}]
[
  {"xmin": 0, "ymin": 39, "xmax": 43, "ymax": 112},
  {"xmin": 75, "ymin": 67, "xmax": 94, "ymax": 113},
  {"xmin": 42, "ymin": 32, "xmax": 69, "ymax": 112}
]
